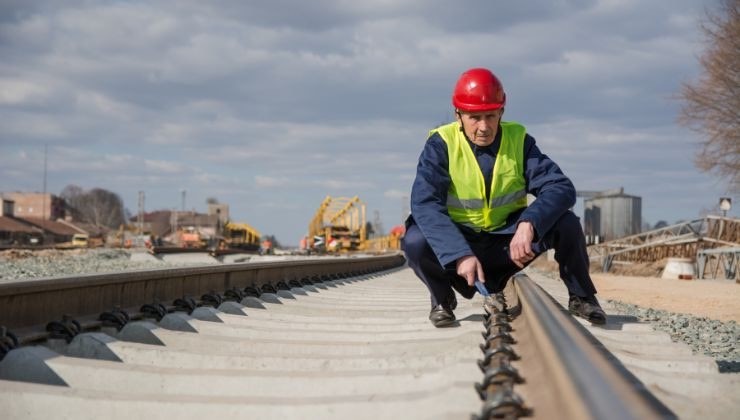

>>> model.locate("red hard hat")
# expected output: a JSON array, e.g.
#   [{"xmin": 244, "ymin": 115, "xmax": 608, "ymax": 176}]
[{"xmin": 452, "ymin": 68, "xmax": 506, "ymax": 112}]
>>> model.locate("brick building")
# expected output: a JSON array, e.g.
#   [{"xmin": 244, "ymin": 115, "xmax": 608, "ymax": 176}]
[{"xmin": 1, "ymin": 192, "xmax": 65, "ymax": 221}]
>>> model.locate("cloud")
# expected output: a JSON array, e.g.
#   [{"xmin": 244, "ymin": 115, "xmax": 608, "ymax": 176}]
[
  {"xmin": 0, "ymin": 78, "xmax": 51, "ymax": 105},
  {"xmin": 254, "ymin": 175, "xmax": 290, "ymax": 188},
  {"xmin": 384, "ymin": 189, "xmax": 408, "ymax": 199},
  {"xmin": 0, "ymin": 0, "xmax": 732, "ymax": 244}
]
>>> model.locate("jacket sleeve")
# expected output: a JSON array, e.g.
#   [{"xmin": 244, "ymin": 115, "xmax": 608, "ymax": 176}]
[
  {"xmin": 410, "ymin": 133, "xmax": 474, "ymax": 267},
  {"xmin": 517, "ymin": 134, "xmax": 577, "ymax": 237}
]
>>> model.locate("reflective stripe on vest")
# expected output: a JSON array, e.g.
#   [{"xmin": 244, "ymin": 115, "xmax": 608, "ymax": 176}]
[{"xmin": 431, "ymin": 121, "xmax": 528, "ymax": 232}]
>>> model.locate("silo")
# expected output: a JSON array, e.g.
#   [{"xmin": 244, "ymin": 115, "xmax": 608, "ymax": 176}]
[{"xmin": 584, "ymin": 189, "xmax": 641, "ymax": 242}]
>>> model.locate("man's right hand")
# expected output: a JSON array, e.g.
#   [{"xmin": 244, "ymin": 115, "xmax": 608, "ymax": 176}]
[{"xmin": 456, "ymin": 255, "xmax": 485, "ymax": 287}]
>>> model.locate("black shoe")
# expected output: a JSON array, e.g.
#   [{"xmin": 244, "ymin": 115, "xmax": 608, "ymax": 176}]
[
  {"xmin": 429, "ymin": 305, "xmax": 455, "ymax": 327},
  {"xmin": 569, "ymin": 295, "xmax": 607, "ymax": 325}
]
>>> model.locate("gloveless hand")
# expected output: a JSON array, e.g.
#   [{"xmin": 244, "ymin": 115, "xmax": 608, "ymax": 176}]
[
  {"xmin": 456, "ymin": 254, "xmax": 485, "ymax": 286},
  {"xmin": 509, "ymin": 221, "xmax": 535, "ymax": 268}
]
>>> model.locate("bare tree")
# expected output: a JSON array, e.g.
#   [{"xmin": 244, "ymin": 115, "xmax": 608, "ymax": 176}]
[
  {"xmin": 60, "ymin": 184, "xmax": 85, "ymax": 220},
  {"xmin": 678, "ymin": 0, "xmax": 740, "ymax": 193},
  {"xmin": 88, "ymin": 188, "xmax": 126, "ymax": 228},
  {"xmin": 60, "ymin": 185, "xmax": 126, "ymax": 229}
]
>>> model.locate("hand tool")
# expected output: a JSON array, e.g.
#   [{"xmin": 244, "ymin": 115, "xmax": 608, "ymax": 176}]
[{"xmin": 474, "ymin": 280, "xmax": 490, "ymax": 297}]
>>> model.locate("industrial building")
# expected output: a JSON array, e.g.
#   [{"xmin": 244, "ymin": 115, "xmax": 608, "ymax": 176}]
[{"xmin": 581, "ymin": 188, "xmax": 642, "ymax": 243}]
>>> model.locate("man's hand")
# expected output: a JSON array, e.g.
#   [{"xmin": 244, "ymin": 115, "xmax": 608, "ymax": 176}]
[
  {"xmin": 509, "ymin": 221, "xmax": 536, "ymax": 268},
  {"xmin": 456, "ymin": 255, "xmax": 485, "ymax": 286}
]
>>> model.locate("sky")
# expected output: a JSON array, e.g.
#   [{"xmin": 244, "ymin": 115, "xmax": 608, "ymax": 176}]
[{"xmin": 0, "ymin": 0, "xmax": 735, "ymax": 245}]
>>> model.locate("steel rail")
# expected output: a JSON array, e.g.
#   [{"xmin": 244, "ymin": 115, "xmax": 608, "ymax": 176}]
[
  {"xmin": 513, "ymin": 273, "xmax": 672, "ymax": 420},
  {"xmin": 0, "ymin": 254, "xmax": 405, "ymax": 334}
]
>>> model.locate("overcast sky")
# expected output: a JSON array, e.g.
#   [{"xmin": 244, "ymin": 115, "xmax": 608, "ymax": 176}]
[{"xmin": 0, "ymin": 0, "xmax": 734, "ymax": 244}]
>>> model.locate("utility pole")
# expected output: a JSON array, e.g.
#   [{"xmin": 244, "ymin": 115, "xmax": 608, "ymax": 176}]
[
  {"xmin": 373, "ymin": 210, "xmax": 384, "ymax": 238},
  {"xmin": 42, "ymin": 144, "xmax": 47, "ymax": 220},
  {"xmin": 181, "ymin": 189, "xmax": 186, "ymax": 212},
  {"xmin": 171, "ymin": 207, "xmax": 178, "ymax": 242},
  {"xmin": 137, "ymin": 191, "xmax": 145, "ymax": 234}
]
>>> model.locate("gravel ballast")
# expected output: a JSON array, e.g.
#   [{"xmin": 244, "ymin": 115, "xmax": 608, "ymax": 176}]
[
  {"xmin": 0, "ymin": 248, "xmax": 214, "ymax": 282},
  {"xmin": 530, "ymin": 267, "xmax": 740, "ymax": 373},
  {"xmin": 607, "ymin": 300, "xmax": 739, "ymax": 373}
]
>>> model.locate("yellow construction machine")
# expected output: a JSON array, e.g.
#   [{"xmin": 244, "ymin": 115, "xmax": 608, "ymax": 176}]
[
  {"xmin": 308, "ymin": 196, "xmax": 367, "ymax": 253},
  {"xmin": 222, "ymin": 221, "xmax": 261, "ymax": 251}
]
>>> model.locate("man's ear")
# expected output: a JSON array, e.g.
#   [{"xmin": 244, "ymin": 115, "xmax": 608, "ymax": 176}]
[{"xmin": 454, "ymin": 110, "xmax": 462, "ymax": 123}]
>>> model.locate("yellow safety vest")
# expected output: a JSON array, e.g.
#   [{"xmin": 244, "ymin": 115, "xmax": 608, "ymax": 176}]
[{"xmin": 431, "ymin": 121, "xmax": 528, "ymax": 232}]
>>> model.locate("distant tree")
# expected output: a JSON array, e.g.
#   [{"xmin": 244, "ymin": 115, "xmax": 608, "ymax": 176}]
[
  {"xmin": 61, "ymin": 184, "xmax": 126, "ymax": 229},
  {"xmin": 60, "ymin": 184, "xmax": 85, "ymax": 220},
  {"xmin": 206, "ymin": 197, "xmax": 219, "ymax": 205},
  {"xmin": 653, "ymin": 220, "xmax": 669, "ymax": 230},
  {"xmin": 678, "ymin": 0, "xmax": 740, "ymax": 193}
]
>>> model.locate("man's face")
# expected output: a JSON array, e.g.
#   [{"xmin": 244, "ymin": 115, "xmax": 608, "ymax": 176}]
[{"xmin": 456, "ymin": 109, "xmax": 503, "ymax": 147}]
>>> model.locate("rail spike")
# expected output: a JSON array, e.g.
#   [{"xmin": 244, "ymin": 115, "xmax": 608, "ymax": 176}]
[
  {"xmin": 261, "ymin": 284, "xmax": 278, "ymax": 294},
  {"xmin": 483, "ymin": 294, "xmax": 508, "ymax": 315},
  {"xmin": 200, "ymin": 291, "xmax": 223, "ymax": 308},
  {"xmin": 0, "ymin": 326, "xmax": 19, "ymax": 361},
  {"xmin": 484, "ymin": 312, "xmax": 511, "ymax": 327},
  {"xmin": 480, "ymin": 332, "xmax": 517, "ymax": 353},
  {"xmin": 243, "ymin": 285, "xmax": 261, "ymax": 297},
  {"xmin": 224, "ymin": 287, "xmax": 246, "ymax": 302},
  {"xmin": 485, "ymin": 320, "xmax": 513, "ymax": 336},
  {"xmin": 46, "ymin": 314, "xmax": 82, "ymax": 343},
  {"xmin": 174, "ymin": 296, "xmax": 198, "ymax": 314},
  {"xmin": 478, "ymin": 386, "xmax": 532, "ymax": 419},
  {"xmin": 99, "ymin": 307, "xmax": 131, "ymax": 331},
  {"xmin": 140, "ymin": 302, "xmax": 168, "ymax": 321},
  {"xmin": 477, "ymin": 344, "xmax": 521, "ymax": 372}
]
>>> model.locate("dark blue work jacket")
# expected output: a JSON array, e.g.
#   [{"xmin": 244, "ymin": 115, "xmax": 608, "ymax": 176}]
[{"xmin": 407, "ymin": 124, "xmax": 576, "ymax": 268}]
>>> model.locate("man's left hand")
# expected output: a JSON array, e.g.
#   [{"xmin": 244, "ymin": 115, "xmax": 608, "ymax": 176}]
[{"xmin": 509, "ymin": 221, "xmax": 535, "ymax": 268}]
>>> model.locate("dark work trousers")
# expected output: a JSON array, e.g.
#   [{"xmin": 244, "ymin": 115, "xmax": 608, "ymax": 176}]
[{"xmin": 402, "ymin": 211, "xmax": 597, "ymax": 308}]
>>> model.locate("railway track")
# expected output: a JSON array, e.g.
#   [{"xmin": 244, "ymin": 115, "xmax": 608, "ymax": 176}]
[{"xmin": 0, "ymin": 254, "xmax": 725, "ymax": 419}]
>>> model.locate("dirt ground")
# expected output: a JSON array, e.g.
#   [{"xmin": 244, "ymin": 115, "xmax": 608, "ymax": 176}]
[{"xmin": 531, "ymin": 259, "xmax": 740, "ymax": 323}]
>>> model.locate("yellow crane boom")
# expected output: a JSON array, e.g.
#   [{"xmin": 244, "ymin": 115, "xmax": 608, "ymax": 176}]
[{"xmin": 308, "ymin": 196, "xmax": 366, "ymax": 252}]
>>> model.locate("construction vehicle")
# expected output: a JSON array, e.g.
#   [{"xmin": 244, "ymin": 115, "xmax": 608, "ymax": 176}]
[
  {"xmin": 222, "ymin": 221, "xmax": 261, "ymax": 251},
  {"xmin": 54, "ymin": 233, "xmax": 90, "ymax": 250},
  {"xmin": 308, "ymin": 196, "xmax": 366, "ymax": 253},
  {"xmin": 177, "ymin": 226, "xmax": 206, "ymax": 249},
  {"xmin": 71, "ymin": 234, "xmax": 89, "ymax": 248}
]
